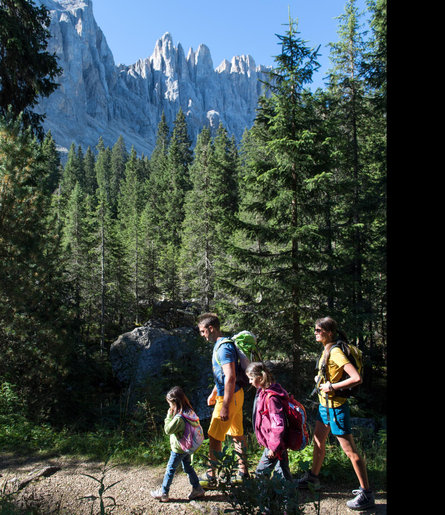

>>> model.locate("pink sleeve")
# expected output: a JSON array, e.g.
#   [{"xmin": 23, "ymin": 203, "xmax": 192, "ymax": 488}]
[{"xmin": 267, "ymin": 396, "xmax": 287, "ymax": 453}]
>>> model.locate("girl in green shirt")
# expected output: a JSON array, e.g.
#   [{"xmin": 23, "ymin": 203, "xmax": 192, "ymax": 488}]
[{"xmin": 150, "ymin": 386, "xmax": 205, "ymax": 503}]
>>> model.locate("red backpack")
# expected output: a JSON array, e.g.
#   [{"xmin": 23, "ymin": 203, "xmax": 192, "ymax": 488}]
[{"xmin": 264, "ymin": 392, "xmax": 309, "ymax": 452}]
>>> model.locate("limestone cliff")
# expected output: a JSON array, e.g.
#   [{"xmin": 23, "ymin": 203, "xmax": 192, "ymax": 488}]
[{"xmin": 36, "ymin": 0, "xmax": 270, "ymax": 157}]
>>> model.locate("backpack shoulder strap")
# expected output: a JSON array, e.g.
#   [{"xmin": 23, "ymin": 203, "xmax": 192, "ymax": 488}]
[
  {"xmin": 213, "ymin": 338, "xmax": 237, "ymax": 367},
  {"xmin": 320, "ymin": 340, "xmax": 348, "ymax": 374}
]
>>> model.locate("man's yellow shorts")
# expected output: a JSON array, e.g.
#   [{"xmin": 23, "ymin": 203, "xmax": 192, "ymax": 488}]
[{"xmin": 208, "ymin": 387, "xmax": 244, "ymax": 442}]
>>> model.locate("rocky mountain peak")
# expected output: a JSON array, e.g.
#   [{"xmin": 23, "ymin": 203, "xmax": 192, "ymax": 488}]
[{"xmin": 35, "ymin": 0, "xmax": 271, "ymax": 157}]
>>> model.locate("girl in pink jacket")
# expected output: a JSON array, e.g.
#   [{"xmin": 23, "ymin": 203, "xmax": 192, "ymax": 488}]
[{"xmin": 245, "ymin": 362, "xmax": 292, "ymax": 481}]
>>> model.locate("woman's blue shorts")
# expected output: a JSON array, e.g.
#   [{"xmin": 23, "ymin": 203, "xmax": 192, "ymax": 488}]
[{"xmin": 317, "ymin": 402, "xmax": 351, "ymax": 435}]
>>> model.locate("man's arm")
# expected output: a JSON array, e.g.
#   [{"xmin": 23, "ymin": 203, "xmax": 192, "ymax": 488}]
[{"xmin": 220, "ymin": 361, "xmax": 236, "ymax": 421}]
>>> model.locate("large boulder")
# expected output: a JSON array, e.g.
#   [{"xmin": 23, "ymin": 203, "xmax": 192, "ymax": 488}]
[{"xmin": 109, "ymin": 301, "xmax": 214, "ymax": 419}]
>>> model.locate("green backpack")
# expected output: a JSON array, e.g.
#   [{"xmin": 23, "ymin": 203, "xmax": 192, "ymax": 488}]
[
  {"xmin": 231, "ymin": 330, "xmax": 262, "ymax": 362},
  {"xmin": 213, "ymin": 331, "xmax": 262, "ymax": 389}
]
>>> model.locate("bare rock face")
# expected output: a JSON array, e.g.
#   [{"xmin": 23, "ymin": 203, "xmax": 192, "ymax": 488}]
[
  {"xmin": 109, "ymin": 301, "xmax": 213, "ymax": 419},
  {"xmin": 36, "ymin": 0, "xmax": 270, "ymax": 157}
]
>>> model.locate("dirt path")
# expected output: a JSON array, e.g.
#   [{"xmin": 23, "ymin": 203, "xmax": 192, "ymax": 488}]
[{"xmin": 0, "ymin": 454, "xmax": 387, "ymax": 514}]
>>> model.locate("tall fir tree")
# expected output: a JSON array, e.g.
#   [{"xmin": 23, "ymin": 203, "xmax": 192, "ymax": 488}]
[
  {"xmin": 117, "ymin": 147, "xmax": 143, "ymax": 324},
  {"xmin": 110, "ymin": 135, "xmax": 128, "ymax": 217},
  {"xmin": 60, "ymin": 143, "xmax": 83, "ymax": 198},
  {"xmin": 0, "ymin": 0, "xmax": 61, "ymax": 135},
  {"xmin": 326, "ymin": 0, "xmax": 382, "ymax": 347},
  {"xmin": 61, "ymin": 182, "xmax": 91, "ymax": 338},
  {"xmin": 94, "ymin": 140, "xmax": 118, "ymax": 351},
  {"xmin": 40, "ymin": 130, "xmax": 61, "ymax": 193},
  {"xmin": 83, "ymin": 146, "xmax": 98, "ymax": 196},
  {"xmin": 220, "ymin": 18, "xmax": 322, "ymax": 382},
  {"xmin": 0, "ymin": 116, "xmax": 73, "ymax": 420},
  {"xmin": 180, "ymin": 124, "xmax": 239, "ymax": 309},
  {"xmin": 159, "ymin": 109, "xmax": 193, "ymax": 300},
  {"xmin": 179, "ymin": 126, "xmax": 214, "ymax": 307}
]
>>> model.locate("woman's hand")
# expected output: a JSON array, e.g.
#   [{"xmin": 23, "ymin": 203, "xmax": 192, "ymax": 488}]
[
  {"xmin": 319, "ymin": 381, "xmax": 332, "ymax": 394},
  {"xmin": 267, "ymin": 449, "xmax": 275, "ymax": 459}
]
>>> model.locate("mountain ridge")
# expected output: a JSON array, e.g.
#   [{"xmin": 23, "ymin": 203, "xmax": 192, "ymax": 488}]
[{"xmin": 35, "ymin": 0, "xmax": 270, "ymax": 157}]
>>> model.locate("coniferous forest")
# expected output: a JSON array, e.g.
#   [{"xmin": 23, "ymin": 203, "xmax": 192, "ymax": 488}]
[{"xmin": 1, "ymin": 0, "xmax": 386, "ymax": 456}]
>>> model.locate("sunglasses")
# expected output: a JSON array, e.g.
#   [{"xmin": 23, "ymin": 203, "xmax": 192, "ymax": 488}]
[{"xmin": 314, "ymin": 328, "xmax": 323, "ymax": 333}]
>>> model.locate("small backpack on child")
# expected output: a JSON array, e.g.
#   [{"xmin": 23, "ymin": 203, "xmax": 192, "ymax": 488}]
[
  {"xmin": 177, "ymin": 412, "xmax": 204, "ymax": 454},
  {"xmin": 262, "ymin": 392, "xmax": 309, "ymax": 451}
]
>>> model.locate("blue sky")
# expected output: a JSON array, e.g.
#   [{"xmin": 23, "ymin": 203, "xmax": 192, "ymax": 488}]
[{"xmin": 91, "ymin": 0, "xmax": 370, "ymax": 90}]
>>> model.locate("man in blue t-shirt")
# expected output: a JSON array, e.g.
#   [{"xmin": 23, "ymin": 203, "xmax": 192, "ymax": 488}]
[{"xmin": 197, "ymin": 313, "xmax": 248, "ymax": 488}]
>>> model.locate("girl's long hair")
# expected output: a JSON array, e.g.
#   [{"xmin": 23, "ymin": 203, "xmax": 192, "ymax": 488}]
[
  {"xmin": 166, "ymin": 386, "xmax": 193, "ymax": 415},
  {"xmin": 245, "ymin": 362, "xmax": 274, "ymax": 389}
]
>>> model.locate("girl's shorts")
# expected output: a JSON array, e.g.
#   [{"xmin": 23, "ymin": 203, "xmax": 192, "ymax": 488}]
[{"xmin": 317, "ymin": 402, "xmax": 351, "ymax": 435}]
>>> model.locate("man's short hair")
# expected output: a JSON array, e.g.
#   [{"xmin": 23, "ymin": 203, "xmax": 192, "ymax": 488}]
[{"xmin": 197, "ymin": 312, "xmax": 220, "ymax": 331}]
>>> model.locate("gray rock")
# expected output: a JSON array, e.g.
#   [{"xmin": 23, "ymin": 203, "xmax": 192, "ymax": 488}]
[
  {"xmin": 109, "ymin": 301, "xmax": 213, "ymax": 419},
  {"xmin": 36, "ymin": 0, "xmax": 271, "ymax": 158}
]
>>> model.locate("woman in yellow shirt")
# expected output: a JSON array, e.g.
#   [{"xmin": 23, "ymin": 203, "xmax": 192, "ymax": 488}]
[{"xmin": 297, "ymin": 317, "xmax": 375, "ymax": 511}]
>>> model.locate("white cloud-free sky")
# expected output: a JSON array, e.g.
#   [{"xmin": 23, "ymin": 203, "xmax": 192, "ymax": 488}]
[{"xmin": 91, "ymin": 0, "xmax": 370, "ymax": 90}]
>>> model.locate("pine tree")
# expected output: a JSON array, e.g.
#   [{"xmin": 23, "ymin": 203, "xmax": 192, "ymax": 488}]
[
  {"xmin": 40, "ymin": 130, "xmax": 61, "ymax": 193},
  {"xmin": 158, "ymin": 109, "xmax": 193, "ymax": 300},
  {"xmin": 326, "ymin": 0, "xmax": 381, "ymax": 347},
  {"xmin": 139, "ymin": 201, "xmax": 159, "ymax": 312},
  {"xmin": 180, "ymin": 126, "xmax": 214, "ymax": 307},
  {"xmin": 117, "ymin": 147, "xmax": 143, "ymax": 324},
  {"xmin": 110, "ymin": 135, "xmax": 128, "ymax": 216},
  {"xmin": 60, "ymin": 143, "xmax": 83, "ymax": 198},
  {"xmin": 221, "ymin": 18, "xmax": 322, "ymax": 379},
  {"xmin": 0, "ymin": 116, "xmax": 72, "ymax": 419},
  {"xmin": 146, "ymin": 113, "xmax": 170, "ymax": 244},
  {"xmin": 94, "ymin": 141, "xmax": 113, "ymax": 352},
  {"xmin": 180, "ymin": 123, "xmax": 239, "ymax": 309},
  {"xmin": 61, "ymin": 182, "xmax": 90, "ymax": 336},
  {"xmin": 83, "ymin": 146, "xmax": 97, "ymax": 196},
  {"xmin": 0, "ymin": 0, "xmax": 61, "ymax": 135}
]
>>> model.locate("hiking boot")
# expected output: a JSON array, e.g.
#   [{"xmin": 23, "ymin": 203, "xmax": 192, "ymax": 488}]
[
  {"xmin": 188, "ymin": 485, "xmax": 205, "ymax": 500},
  {"xmin": 346, "ymin": 488, "xmax": 375, "ymax": 510},
  {"xmin": 297, "ymin": 471, "xmax": 320, "ymax": 490},
  {"xmin": 198, "ymin": 471, "xmax": 217, "ymax": 489},
  {"xmin": 150, "ymin": 488, "xmax": 169, "ymax": 502}
]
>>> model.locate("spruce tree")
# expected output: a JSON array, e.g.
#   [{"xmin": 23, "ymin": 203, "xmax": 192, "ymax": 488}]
[
  {"xmin": 0, "ymin": 116, "xmax": 72, "ymax": 419},
  {"xmin": 117, "ymin": 147, "xmax": 143, "ymax": 324},
  {"xmin": 326, "ymin": 0, "xmax": 381, "ymax": 347},
  {"xmin": 110, "ymin": 135, "xmax": 128, "ymax": 216},
  {"xmin": 83, "ymin": 146, "xmax": 97, "ymax": 196},
  {"xmin": 94, "ymin": 141, "xmax": 114, "ymax": 351},
  {"xmin": 221, "ymin": 18, "xmax": 322, "ymax": 380},
  {"xmin": 146, "ymin": 113, "xmax": 170, "ymax": 243},
  {"xmin": 180, "ymin": 126, "xmax": 214, "ymax": 307},
  {"xmin": 0, "ymin": 0, "xmax": 61, "ymax": 135},
  {"xmin": 61, "ymin": 182, "xmax": 90, "ymax": 336},
  {"xmin": 60, "ymin": 143, "xmax": 83, "ymax": 198},
  {"xmin": 159, "ymin": 109, "xmax": 193, "ymax": 300},
  {"xmin": 41, "ymin": 130, "xmax": 61, "ymax": 193},
  {"xmin": 180, "ymin": 124, "xmax": 239, "ymax": 309}
]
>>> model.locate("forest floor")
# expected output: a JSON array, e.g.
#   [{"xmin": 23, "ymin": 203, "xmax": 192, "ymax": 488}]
[{"xmin": 0, "ymin": 453, "xmax": 387, "ymax": 514}]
